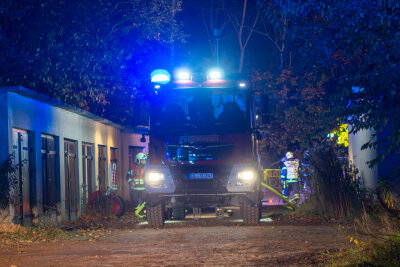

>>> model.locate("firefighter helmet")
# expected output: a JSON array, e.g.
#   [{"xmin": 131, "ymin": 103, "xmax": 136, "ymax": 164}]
[
  {"xmin": 286, "ymin": 151, "xmax": 294, "ymax": 159},
  {"xmin": 136, "ymin": 152, "xmax": 147, "ymax": 162}
]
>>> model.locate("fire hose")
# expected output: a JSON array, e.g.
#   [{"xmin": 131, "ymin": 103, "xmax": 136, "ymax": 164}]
[
  {"xmin": 260, "ymin": 182, "xmax": 295, "ymax": 210},
  {"xmin": 135, "ymin": 201, "xmax": 146, "ymax": 219}
]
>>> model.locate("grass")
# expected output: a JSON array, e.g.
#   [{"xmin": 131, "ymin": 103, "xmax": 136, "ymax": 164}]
[
  {"xmin": 6, "ymin": 221, "xmax": 70, "ymax": 242},
  {"xmin": 329, "ymin": 231, "xmax": 400, "ymax": 266},
  {"xmin": 328, "ymin": 185, "xmax": 400, "ymax": 266}
]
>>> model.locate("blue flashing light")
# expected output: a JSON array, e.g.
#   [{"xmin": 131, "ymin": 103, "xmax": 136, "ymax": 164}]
[
  {"xmin": 207, "ymin": 68, "xmax": 223, "ymax": 80},
  {"xmin": 154, "ymin": 84, "xmax": 161, "ymax": 89},
  {"xmin": 176, "ymin": 71, "xmax": 191, "ymax": 80},
  {"xmin": 239, "ymin": 82, "xmax": 246, "ymax": 88},
  {"xmin": 151, "ymin": 69, "xmax": 171, "ymax": 84}
]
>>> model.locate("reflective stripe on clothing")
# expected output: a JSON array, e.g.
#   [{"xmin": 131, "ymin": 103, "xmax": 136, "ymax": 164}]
[
  {"xmin": 133, "ymin": 186, "xmax": 145, "ymax": 191},
  {"xmin": 133, "ymin": 178, "xmax": 145, "ymax": 190},
  {"xmin": 284, "ymin": 159, "xmax": 299, "ymax": 179},
  {"xmin": 133, "ymin": 178, "xmax": 144, "ymax": 184},
  {"xmin": 280, "ymin": 167, "xmax": 287, "ymax": 179},
  {"xmin": 132, "ymin": 164, "xmax": 146, "ymax": 190}
]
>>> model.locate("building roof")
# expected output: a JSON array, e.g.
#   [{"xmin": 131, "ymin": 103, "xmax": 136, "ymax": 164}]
[{"xmin": 1, "ymin": 86, "xmax": 129, "ymax": 130}]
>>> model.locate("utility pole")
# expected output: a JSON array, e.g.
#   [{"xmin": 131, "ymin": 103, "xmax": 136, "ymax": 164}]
[{"xmin": 213, "ymin": 28, "xmax": 222, "ymax": 67}]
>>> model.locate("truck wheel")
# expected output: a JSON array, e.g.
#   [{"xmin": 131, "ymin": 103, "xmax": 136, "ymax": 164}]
[
  {"xmin": 229, "ymin": 208, "xmax": 241, "ymax": 219},
  {"xmin": 172, "ymin": 206, "xmax": 185, "ymax": 220},
  {"xmin": 242, "ymin": 193, "xmax": 260, "ymax": 225},
  {"xmin": 147, "ymin": 202, "xmax": 164, "ymax": 227},
  {"xmin": 165, "ymin": 208, "xmax": 172, "ymax": 220}
]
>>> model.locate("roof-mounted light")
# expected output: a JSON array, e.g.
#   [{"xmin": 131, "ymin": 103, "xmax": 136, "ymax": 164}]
[
  {"xmin": 175, "ymin": 70, "xmax": 191, "ymax": 81},
  {"xmin": 151, "ymin": 69, "xmax": 171, "ymax": 84},
  {"xmin": 207, "ymin": 68, "xmax": 223, "ymax": 80},
  {"xmin": 239, "ymin": 82, "xmax": 246, "ymax": 88}
]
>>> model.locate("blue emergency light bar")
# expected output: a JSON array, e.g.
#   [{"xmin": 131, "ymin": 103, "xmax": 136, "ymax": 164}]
[
  {"xmin": 150, "ymin": 68, "xmax": 248, "ymax": 89},
  {"xmin": 151, "ymin": 69, "xmax": 171, "ymax": 84},
  {"xmin": 207, "ymin": 68, "xmax": 223, "ymax": 80},
  {"xmin": 175, "ymin": 70, "xmax": 191, "ymax": 81}
]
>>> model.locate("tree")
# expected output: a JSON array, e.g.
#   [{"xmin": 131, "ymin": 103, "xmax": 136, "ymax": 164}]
[
  {"xmin": 225, "ymin": 0, "xmax": 261, "ymax": 73},
  {"xmin": 0, "ymin": 0, "xmax": 185, "ymax": 126},
  {"xmin": 254, "ymin": 0, "xmax": 399, "ymax": 165},
  {"xmin": 250, "ymin": 1, "xmax": 345, "ymax": 158}
]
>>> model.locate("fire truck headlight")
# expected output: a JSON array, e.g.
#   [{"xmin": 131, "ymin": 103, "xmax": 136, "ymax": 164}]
[
  {"xmin": 147, "ymin": 172, "xmax": 165, "ymax": 184},
  {"xmin": 237, "ymin": 170, "xmax": 255, "ymax": 181}
]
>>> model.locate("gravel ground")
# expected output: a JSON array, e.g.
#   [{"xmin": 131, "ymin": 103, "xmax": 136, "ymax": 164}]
[{"xmin": 0, "ymin": 217, "xmax": 351, "ymax": 266}]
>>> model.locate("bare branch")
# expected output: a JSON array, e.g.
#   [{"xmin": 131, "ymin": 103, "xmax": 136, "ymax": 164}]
[{"xmin": 243, "ymin": 8, "xmax": 260, "ymax": 49}]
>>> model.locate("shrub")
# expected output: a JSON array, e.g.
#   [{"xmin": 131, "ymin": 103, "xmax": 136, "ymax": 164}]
[
  {"xmin": 0, "ymin": 154, "xmax": 20, "ymax": 220},
  {"xmin": 298, "ymin": 144, "xmax": 367, "ymax": 219}
]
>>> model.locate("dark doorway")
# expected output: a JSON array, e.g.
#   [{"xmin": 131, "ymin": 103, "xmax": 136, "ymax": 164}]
[
  {"xmin": 41, "ymin": 134, "xmax": 58, "ymax": 213},
  {"xmin": 128, "ymin": 146, "xmax": 144, "ymax": 170},
  {"xmin": 12, "ymin": 129, "xmax": 31, "ymax": 224},
  {"xmin": 64, "ymin": 139, "xmax": 78, "ymax": 221},
  {"xmin": 82, "ymin": 143, "xmax": 94, "ymax": 198},
  {"xmin": 98, "ymin": 145, "xmax": 107, "ymax": 191}
]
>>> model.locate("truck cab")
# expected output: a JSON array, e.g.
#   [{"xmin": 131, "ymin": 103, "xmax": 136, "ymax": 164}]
[{"xmin": 144, "ymin": 70, "xmax": 262, "ymax": 226}]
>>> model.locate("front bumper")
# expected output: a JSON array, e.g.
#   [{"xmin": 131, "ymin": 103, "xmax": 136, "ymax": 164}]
[{"xmin": 145, "ymin": 191, "xmax": 260, "ymax": 208}]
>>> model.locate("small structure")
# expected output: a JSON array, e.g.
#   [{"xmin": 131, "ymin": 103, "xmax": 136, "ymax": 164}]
[
  {"xmin": 0, "ymin": 86, "xmax": 148, "ymax": 225},
  {"xmin": 349, "ymin": 127, "xmax": 400, "ymax": 192}
]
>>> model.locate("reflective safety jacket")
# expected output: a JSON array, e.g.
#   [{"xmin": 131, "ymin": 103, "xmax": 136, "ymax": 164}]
[
  {"xmin": 129, "ymin": 164, "xmax": 146, "ymax": 190},
  {"xmin": 280, "ymin": 158, "xmax": 300, "ymax": 184}
]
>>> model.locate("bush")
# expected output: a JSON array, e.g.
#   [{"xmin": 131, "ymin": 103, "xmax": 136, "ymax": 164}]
[
  {"xmin": 330, "ymin": 183, "xmax": 400, "ymax": 266},
  {"xmin": 0, "ymin": 154, "xmax": 20, "ymax": 220},
  {"xmin": 298, "ymin": 144, "xmax": 367, "ymax": 219}
]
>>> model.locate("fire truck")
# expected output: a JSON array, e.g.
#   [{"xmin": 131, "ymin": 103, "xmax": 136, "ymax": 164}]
[{"xmin": 144, "ymin": 69, "xmax": 263, "ymax": 226}]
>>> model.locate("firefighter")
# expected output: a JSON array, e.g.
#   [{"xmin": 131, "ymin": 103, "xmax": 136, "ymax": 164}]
[
  {"xmin": 127, "ymin": 152, "xmax": 147, "ymax": 209},
  {"xmin": 280, "ymin": 151, "xmax": 300, "ymax": 202}
]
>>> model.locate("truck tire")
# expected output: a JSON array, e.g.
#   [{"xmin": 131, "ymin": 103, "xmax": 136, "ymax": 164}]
[
  {"xmin": 114, "ymin": 195, "xmax": 127, "ymax": 217},
  {"xmin": 242, "ymin": 192, "xmax": 261, "ymax": 225},
  {"xmin": 172, "ymin": 206, "xmax": 185, "ymax": 220},
  {"xmin": 147, "ymin": 202, "xmax": 164, "ymax": 227}
]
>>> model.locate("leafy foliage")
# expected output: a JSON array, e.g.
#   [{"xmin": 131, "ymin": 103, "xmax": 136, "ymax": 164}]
[
  {"xmin": 331, "ymin": 190, "xmax": 400, "ymax": 266},
  {"xmin": 0, "ymin": 154, "xmax": 20, "ymax": 211},
  {"xmin": 299, "ymin": 144, "xmax": 366, "ymax": 219},
  {"xmin": 0, "ymin": 0, "xmax": 184, "ymax": 126},
  {"xmin": 255, "ymin": 0, "xmax": 400, "ymax": 165}
]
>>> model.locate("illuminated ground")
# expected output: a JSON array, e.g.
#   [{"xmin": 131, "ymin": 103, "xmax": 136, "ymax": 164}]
[{"xmin": 0, "ymin": 212, "xmax": 352, "ymax": 266}]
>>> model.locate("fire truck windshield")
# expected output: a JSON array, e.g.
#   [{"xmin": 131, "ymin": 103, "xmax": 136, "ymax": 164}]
[{"xmin": 152, "ymin": 90, "xmax": 249, "ymax": 134}]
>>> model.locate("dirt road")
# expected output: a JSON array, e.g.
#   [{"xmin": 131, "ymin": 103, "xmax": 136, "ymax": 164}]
[{"xmin": 0, "ymin": 218, "xmax": 350, "ymax": 266}]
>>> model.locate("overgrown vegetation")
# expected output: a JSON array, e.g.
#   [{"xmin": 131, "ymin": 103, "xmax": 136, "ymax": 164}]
[
  {"xmin": 289, "ymin": 143, "xmax": 400, "ymax": 266},
  {"xmin": 7, "ymin": 220, "xmax": 70, "ymax": 242},
  {"xmin": 0, "ymin": 154, "xmax": 20, "ymax": 221},
  {"xmin": 296, "ymin": 144, "xmax": 366, "ymax": 220},
  {"xmin": 329, "ymin": 187, "xmax": 400, "ymax": 266}
]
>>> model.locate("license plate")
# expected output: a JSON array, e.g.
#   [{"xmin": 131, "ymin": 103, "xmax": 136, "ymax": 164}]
[{"xmin": 188, "ymin": 173, "xmax": 213, "ymax": 179}]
